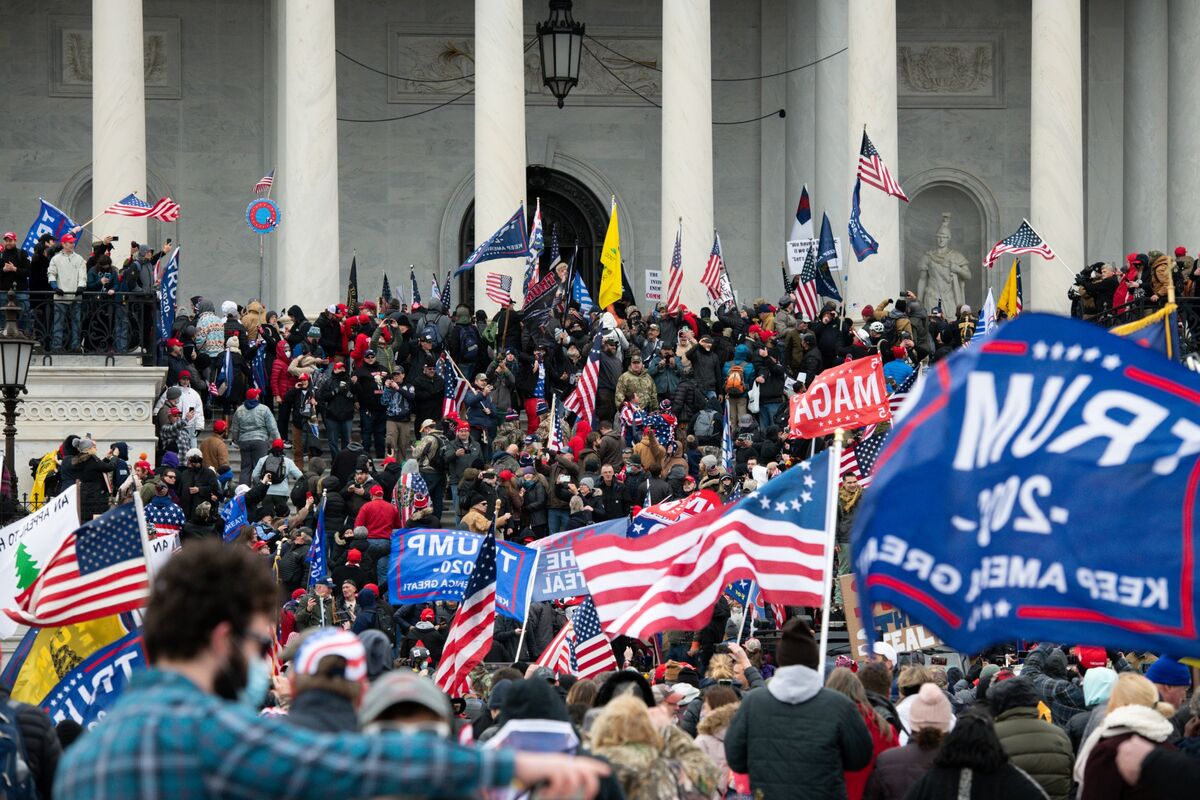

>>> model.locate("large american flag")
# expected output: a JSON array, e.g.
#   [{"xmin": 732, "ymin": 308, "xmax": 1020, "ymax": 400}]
[
  {"xmin": 434, "ymin": 525, "xmax": 498, "ymax": 695},
  {"xmin": 700, "ymin": 232, "xmax": 731, "ymax": 305},
  {"xmin": 857, "ymin": 131, "xmax": 909, "ymax": 202},
  {"xmin": 547, "ymin": 396, "xmax": 569, "ymax": 452},
  {"xmin": 535, "ymin": 621, "xmax": 572, "ymax": 674},
  {"xmin": 396, "ymin": 471, "xmax": 430, "ymax": 527},
  {"xmin": 795, "ymin": 243, "xmax": 821, "ymax": 321},
  {"xmin": 4, "ymin": 503, "xmax": 151, "ymax": 627},
  {"xmin": 666, "ymin": 223, "xmax": 682, "ymax": 315},
  {"xmin": 839, "ymin": 430, "xmax": 886, "ymax": 488},
  {"xmin": 253, "ymin": 169, "xmax": 275, "ymax": 195},
  {"xmin": 985, "ymin": 219, "xmax": 1055, "ymax": 268},
  {"xmin": 575, "ymin": 450, "xmax": 834, "ymax": 639},
  {"xmin": 439, "ymin": 354, "xmax": 468, "ymax": 417},
  {"xmin": 104, "ymin": 193, "xmax": 181, "ymax": 222},
  {"xmin": 563, "ymin": 332, "xmax": 603, "ymax": 425},
  {"xmin": 485, "ymin": 273, "xmax": 513, "ymax": 307},
  {"xmin": 568, "ymin": 595, "xmax": 618, "ymax": 678}
]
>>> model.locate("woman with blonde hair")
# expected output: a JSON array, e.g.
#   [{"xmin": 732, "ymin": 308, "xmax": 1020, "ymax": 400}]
[
  {"xmin": 589, "ymin": 695, "xmax": 719, "ymax": 800},
  {"xmin": 680, "ymin": 642, "xmax": 764, "ymax": 736},
  {"xmin": 826, "ymin": 667, "xmax": 899, "ymax": 800},
  {"xmin": 1076, "ymin": 672, "xmax": 1175, "ymax": 798}
]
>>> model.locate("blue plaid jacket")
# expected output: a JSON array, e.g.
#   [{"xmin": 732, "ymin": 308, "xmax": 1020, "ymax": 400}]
[{"xmin": 56, "ymin": 669, "xmax": 514, "ymax": 799}]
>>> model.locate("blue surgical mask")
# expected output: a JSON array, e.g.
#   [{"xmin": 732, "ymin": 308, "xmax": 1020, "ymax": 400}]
[{"xmin": 238, "ymin": 657, "xmax": 272, "ymax": 710}]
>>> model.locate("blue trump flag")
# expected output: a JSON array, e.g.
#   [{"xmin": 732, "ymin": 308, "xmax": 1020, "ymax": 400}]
[
  {"xmin": 848, "ymin": 178, "xmax": 879, "ymax": 262},
  {"xmin": 1111, "ymin": 304, "xmax": 1182, "ymax": 360},
  {"xmin": 41, "ymin": 628, "xmax": 145, "ymax": 727},
  {"xmin": 21, "ymin": 199, "xmax": 76, "ymax": 256},
  {"xmin": 156, "ymin": 246, "xmax": 180, "ymax": 344},
  {"xmin": 308, "ymin": 494, "xmax": 330, "ymax": 587},
  {"xmin": 454, "ymin": 205, "xmax": 528, "ymax": 276},
  {"xmin": 572, "ymin": 270, "xmax": 597, "ymax": 314},
  {"xmin": 220, "ymin": 493, "xmax": 249, "ymax": 543},
  {"xmin": 388, "ymin": 528, "xmax": 538, "ymax": 621},
  {"xmin": 852, "ymin": 313, "xmax": 1200, "ymax": 655},
  {"xmin": 528, "ymin": 518, "xmax": 628, "ymax": 601}
]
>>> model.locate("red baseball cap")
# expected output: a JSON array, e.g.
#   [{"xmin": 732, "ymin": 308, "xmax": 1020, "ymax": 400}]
[
  {"xmin": 420, "ymin": 608, "xmax": 436, "ymax": 621},
  {"xmin": 1075, "ymin": 645, "xmax": 1107, "ymax": 669},
  {"xmin": 369, "ymin": 485, "xmax": 384, "ymax": 497},
  {"xmin": 165, "ymin": 337, "xmax": 183, "ymax": 348},
  {"xmin": 271, "ymin": 438, "xmax": 285, "ymax": 450},
  {"xmin": 246, "ymin": 388, "xmax": 261, "ymax": 399},
  {"xmin": 2, "ymin": 232, "xmax": 15, "ymax": 241},
  {"xmin": 178, "ymin": 370, "xmax": 190, "ymax": 379},
  {"xmin": 61, "ymin": 234, "xmax": 76, "ymax": 243},
  {"xmin": 212, "ymin": 419, "xmax": 228, "ymax": 433},
  {"xmin": 346, "ymin": 549, "xmax": 362, "ymax": 564}
]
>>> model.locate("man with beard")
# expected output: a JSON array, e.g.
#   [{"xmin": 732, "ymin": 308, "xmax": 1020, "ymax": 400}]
[{"xmin": 55, "ymin": 542, "xmax": 608, "ymax": 799}]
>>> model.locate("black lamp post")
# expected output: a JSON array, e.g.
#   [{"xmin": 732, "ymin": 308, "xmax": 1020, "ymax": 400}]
[
  {"xmin": 0, "ymin": 290, "xmax": 34, "ymax": 499},
  {"xmin": 537, "ymin": 0, "xmax": 585, "ymax": 108}
]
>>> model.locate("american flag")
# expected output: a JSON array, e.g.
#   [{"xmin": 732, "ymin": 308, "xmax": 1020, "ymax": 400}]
[
  {"xmin": 568, "ymin": 595, "xmax": 618, "ymax": 679},
  {"xmin": 4, "ymin": 503, "xmax": 151, "ymax": 627},
  {"xmin": 548, "ymin": 224, "xmax": 560, "ymax": 266},
  {"xmin": 253, "ymin": 169, "xmax": 275, "ymax": 195},
  {"xmin": 410, "ymin": 267, "xmax": 422, "ymax": 306},
  {"xmin": 547, "ymin": 396, "xmax": 569, "ymax": 452},
  {"xmin": 721, "ymin": 399, "xmax": 735, "ymax": 472},
  {"xmin": 575, "ymin": 450, "xmax": 834, "ymax": 639},
  {"xmin": 144, "ymin": 497, "xmax": 185, "ymax": 542},
  {"xmin": 795, "ymin": 243, "xmax": 821, "ymax": 321},
  {"xmin": 535, "ymin": 622, "xmax": 572, "ymax": 674},
  {"xmin": 104, "ymin": 193, "xmax": 181, "ymax": 222},
  {"xmin": 485, "ymin": 273, "xmax": 513, "ymax": 307},
  {"xmin": 434, "ymin": 525, "xmax": 499, "ymax": 695},
  {"xmin": 888, "ymin": 369, "xmax": 918, "ymax": 415},
  {"xmin": 441, "ymin": 269, "xmax": 452, "ymax": 309},
  {"xmin": 430, "ymin": 274, "xmax": 442, "ymax": 306},
  {"xmin": 857, "ymin": 131, "xmax": 909, "ymax": 202},
  {"xmin": 397, "ymin": 471, "xmax": 430, "ymax": 527},
  {"xmin": 563, "ymin": 332, "xmax": 602, "ymax": 425},
  {"xmin": 666, "ymin": 222, "xmax": 682, "ymax": 315},
  {"xmin": 525, "ymin": 200, "xmax": 544, "ymax": 300},
  {"xmin": 985, "ymin": 219, "xmax": 1055, "ymax": 268},
  {"xmin": 700, "ymin": 232, "xmax": 730, "ymax": 305},
  {"xmin": 308, "ymin": 494, "xmax": 329, "ymax": 588},
  {"xmin": 439, "ymin": 354, "xmax": 468, "ymax": 417},
  {"xmin": 381, "ymin": 272, "xmax": 393, "ymax": 303},
  {"xmin": 840, "ymin": 430, "xmax": 886, "ymax": 488}
]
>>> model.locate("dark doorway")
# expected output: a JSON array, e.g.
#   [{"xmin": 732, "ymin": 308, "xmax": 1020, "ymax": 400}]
[{"xmin": 458, "ymin": 165, "xmax": 609, "ymax": 305}]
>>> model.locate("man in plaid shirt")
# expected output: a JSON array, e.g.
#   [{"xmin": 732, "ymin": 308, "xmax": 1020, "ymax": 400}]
[{"xmin": 56, "ymin": 542, "xmax": 607, "ymax": 800}]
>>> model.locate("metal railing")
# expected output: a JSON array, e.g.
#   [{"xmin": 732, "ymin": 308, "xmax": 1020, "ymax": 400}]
[{"xmin": 13, "ymin": 290, "xmax": 159, "ymax": 363}]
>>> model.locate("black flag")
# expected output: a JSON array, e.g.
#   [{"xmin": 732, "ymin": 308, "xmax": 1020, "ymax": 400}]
[{"xmin": 346, "ymin": 256, "xmax": 359, "ymax": 312}]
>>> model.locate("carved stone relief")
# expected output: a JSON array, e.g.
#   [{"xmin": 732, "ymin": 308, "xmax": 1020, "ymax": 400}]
[
  {"xmin": 387, "ymin": 24, "xmax": 660, "ymax": 106},
  {"xmin": 897, "ymin": 30, "xmax": 1004, "ymax": 108},
  {"xmin": 50, "ymin": 16, "xmax": 182, "ymax": 99},
  {"xmin": 24, "ymin": 400, "xmax": 153, "ymax": 423}
]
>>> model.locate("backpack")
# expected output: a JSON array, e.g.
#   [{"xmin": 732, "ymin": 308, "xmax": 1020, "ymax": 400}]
[
  {"xmin": 724, "ymin": 364, "xmax": 746, "ymax": 395},
  {"xmin": 694, "ymin": 408, "xmax": 718, "ymax": 439},
  {"xmin": 0, "ymin": 700, "xmax": 39, "ymax": 800},
  {"xmin": 421, "ymin": 313, "xmax": 446, "ymax": 346},
  {"xmin": 419, "ymin": 436, "xmax": 446, "ymax": 472},
  {"xmin": 457, "ymin": 324, "xmax": 482, "ymax": 363},
  {"xmin": 260, "ymin": 453, "xmax": 287, "ymax": 484}
]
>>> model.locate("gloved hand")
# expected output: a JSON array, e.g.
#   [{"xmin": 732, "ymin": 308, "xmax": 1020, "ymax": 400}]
[
  {"xmin": 54, "ymin": 287, "xmax": 64, "ymax": 296},
  {"xmin": 74, "ymin": 286, "xmax": 84, "ymax": 296}
]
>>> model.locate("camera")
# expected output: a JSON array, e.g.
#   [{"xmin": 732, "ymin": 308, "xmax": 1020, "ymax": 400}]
[{"xmin": 714, "ymin": 642, "xmax": 732, "ymax": 655}]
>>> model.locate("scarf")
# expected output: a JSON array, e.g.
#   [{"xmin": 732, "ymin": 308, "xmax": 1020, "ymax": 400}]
[{"xmin": 244, "ymin": 399, "xmax": 259, "ymax": 410}]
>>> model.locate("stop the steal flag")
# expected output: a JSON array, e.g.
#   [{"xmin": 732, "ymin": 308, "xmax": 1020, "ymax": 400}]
[{"xmin": 851, "ymin": 314, "xmax": 1200, "ymax": 655}]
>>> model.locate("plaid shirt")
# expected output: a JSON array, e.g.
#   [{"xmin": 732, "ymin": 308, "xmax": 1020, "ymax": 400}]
[{"xmin": 57, "ymin": 669, "xmax": 514, "ymax": 800}]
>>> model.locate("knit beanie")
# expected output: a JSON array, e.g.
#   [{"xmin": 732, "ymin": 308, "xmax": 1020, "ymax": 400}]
[
  {"xmin": 775, "ymin": 617, "xmax": 820, "ymax": 669},
  {"xmin": 1145, "ymin": 655, "xmax": 1191, "ymax": 686},
  {"xmin": 979, "ymin": 663, "xmax": 1001, "ymax": 682},
  {"xmin": 909, "ymin": 683, "xmax": 953, "ymax": 732}
]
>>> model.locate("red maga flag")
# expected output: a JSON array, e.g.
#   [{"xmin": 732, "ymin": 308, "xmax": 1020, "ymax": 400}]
[{"xmin": 788, "ymin": 355, "xmax": 891, "ymax": 438}]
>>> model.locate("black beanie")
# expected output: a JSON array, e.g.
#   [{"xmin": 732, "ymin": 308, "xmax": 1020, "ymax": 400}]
[{"xmin": 776, "ymin": 617, "xmax": 820, "ymax": 669}]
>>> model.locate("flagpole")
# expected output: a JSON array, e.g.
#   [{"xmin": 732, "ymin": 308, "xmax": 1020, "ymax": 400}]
[
  {"xmin": 735, "ymin": 580, "xmax": 754, "ymax": 644},
  {"xmin": 131, "ymin": 478, "xmax": 159, "ymax": 582},
  {"xmin": 513, "ymin": 548, "xmax": 541, "ymax": 661},
  {"xmin": 816, "ymin": 429, "xmax": 844, "ymax": 680}
]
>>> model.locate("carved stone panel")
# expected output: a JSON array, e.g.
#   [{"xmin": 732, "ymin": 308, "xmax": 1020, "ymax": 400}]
[
  {"xmin": 897, "ymin": 30, "xmax": 1005, "ymax": 108},
  {"xmin": 386, "ymin": 24, "xmax": 661, "ymax": 107},
  {"xmin": 49, "ymin": 16, "xmax": 182, "ymax": 99}
]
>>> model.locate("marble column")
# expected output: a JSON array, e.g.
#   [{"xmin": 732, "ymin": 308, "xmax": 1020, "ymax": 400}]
[
  {"xmin": 662, "ymin": 0, "xmax": 714, "ymax": 313},
  {"xmin": 760, "ymin": 0, "xmax": 790, "ymax": 297},
  {"xmin": 1124, "ymin": 0, "xmax": 1168, "ymax": 254},
  {"xmin": 1030, "ymin": 0, "xmax": 1083, "ymax": 314},
  {"xmin": 785, "ymin": 0, "xmax": 817, "ymax": 216},
  {"xmin": 814, "ymin": 0, "xmax": 848, "ymax": 246},
  {"xmin": 846, "ymin": 0, "xmax": 900, "ymax": 316},
  {"xmin": 1168, "ymin": 0, "xmax": 1200, "ymax": 251},
  {"xmin": 277, "ymin": 0, "xmax": 340, "ymax": 313},
  {"xmin": 92, "ymin": 0, "xmax": 147, "ymax": 245},
  {"xmin": 474, "ymin": 0, "xmax": 527, "ymax": 314}
]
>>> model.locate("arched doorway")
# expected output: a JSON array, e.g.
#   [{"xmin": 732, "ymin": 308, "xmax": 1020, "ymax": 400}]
[{"xmin": 457, "ymin": 165, "xmax": 609, "ymax": 305}]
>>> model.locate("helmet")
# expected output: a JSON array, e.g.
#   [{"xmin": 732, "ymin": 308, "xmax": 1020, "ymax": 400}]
[{"xmin": 868, "ymin": 321, "xmax": 885, "ymax": 334}]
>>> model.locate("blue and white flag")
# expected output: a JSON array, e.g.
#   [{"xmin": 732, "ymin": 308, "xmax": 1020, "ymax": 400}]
[
  {"xmin": 972, "ymin": 288, "xmax": 997, "ymax": 342},
  {"xmin": 849, "ymin": 178, "xmax": 879, "ymax": 262},
  {"xmin": 308, "ymin": 494, "xmax": 330, "ymax": 588},
  {"xmin": 817, "ymin": 212, "xmax": 839, "ymax": 270},
  {"xmin": 220, "ymin": 494, "xmax": 249, "ymax": 543},
  {"xmin": 40, "ymin": 628, "xmax": 146, "ymax": 727},
  {"xmin": 249, "ymin": 340, "xmax": 268, "ymax": 391},
  {"xmin": 525, "ymin": 199, "xmax": 544, "ymax": 300},
  {"xmin": 21, "ymin": 199, "xmax": 76, "ymax": 256},
  {"xmin": 852, "ymin": 313, "xmax": 1200, "ymax": 655},
  {"xmin": 572, "ymin": 271, "xmax": 596, "ymax": 314},
  {"xmin": 529, "ymin": 519, "xmax": 628, "ymax": 601},
  {"xmin": 722, "ymin": 399, "xmax": 735, "ymax": 472},
  {"xmin": 156, "ymin": 245, "xmax": 180, "ymax": 345},
  {"xmin": 410, "ymin": 267, "xmax": 422, "ymax": 306},
  {"xmin": 454, "ymin": 205, "xmax": 528, "ymax": 276},
  {"xmin": 430, "ymin": 274, "xmax": 442, "ymax": 306}
]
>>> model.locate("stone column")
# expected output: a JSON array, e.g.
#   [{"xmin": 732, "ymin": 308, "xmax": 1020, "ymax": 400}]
[
  {"xmin": 1124, "ymin": 0, "xmax": 1168, "ymax": 254},
  {"xmin": 662, "ymin": 0, "xmax": 714, "ymax": 312},
  {"xmin": 1030, "ymin": 0, "xmax": 1083, "ymax": 313},
  {"xmin": 92, "ymin": 0, "xmax": 148, "ymax": 245},
  {"xmin": 277, "ymin": 0, "xmax": 340, "ymax": 313},
  {"xmin": 474, "ymin": 0, "xmax": 527, "ymax": 314},
  {"xmin": 1169, "ymin": 0, "xmax": 1200, "ymax": 251},
  {"xmin": 785, "ymin": 0, "xmax": 817, "ymax": 214},
  {"xmin": 846, "ymin": 0, "xmax": 900, "ymax": 315},
  {"xmin": 814, "ymin": 0, "xmax": 848, "ymax": 243}
]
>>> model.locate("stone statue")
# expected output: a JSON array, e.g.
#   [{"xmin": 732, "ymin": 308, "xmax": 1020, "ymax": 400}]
[{"xmin": 916, "ymin": 212, "xmax": 973, "ymax": 313}]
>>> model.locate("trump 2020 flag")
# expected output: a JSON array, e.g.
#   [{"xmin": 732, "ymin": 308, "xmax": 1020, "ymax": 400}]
[
  {"xmin": 21, "ymin": 199, "xmax": 76, "ymax": 256},
  {"xmin": 455, "ymin": 206, "xmax": 528, "ymax": 276},
  {"xmin": 156, "ymin": 245, "xmax": 180, "ymax": 344},
  {"xmin": 220, "ymin": 494, "xmax": 249, "ymax": 543},
  {"xmin": 851, "ymin": 313, "xmax": 1200, "ymax": 656}
]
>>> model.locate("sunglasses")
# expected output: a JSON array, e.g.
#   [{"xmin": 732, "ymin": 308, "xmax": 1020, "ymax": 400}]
[{"xmin": 241, "ymin": 630, "xmax": 274, "ymax": 659}]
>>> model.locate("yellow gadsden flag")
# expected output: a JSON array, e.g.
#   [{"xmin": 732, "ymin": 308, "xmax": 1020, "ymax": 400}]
[
  {"xmin": 598, "ymin": 199, "xmax": 622, "ymax": 310},
  {"xmin": 997, "ymin": 258, "xmax": 1023, "ymax": 319}
]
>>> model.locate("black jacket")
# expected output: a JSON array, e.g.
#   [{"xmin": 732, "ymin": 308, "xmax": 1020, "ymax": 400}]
[
  {"xmin": 0, "ymin": 687, "xmax": 60, "ymax": 800},
  {"xmin": 684, "ymin": 344, "xmax": 724, "ymax": 393},
  {"xmin": 0, "ymin": 246, "xmax": 31, "ymax": 291},
  {"xmin": 176, "ymin": 464, "xmax": 220, "ymax": 519},
  {"xmin": 285, "ymin": 688, "xmax": 359, "ymax": 734},
  {"xmin": 904, "ymin": 763, "xmax": 1050, "ymax": 800},
  {"xmin": 409, "ymin": 373, "xmax": 443, "ymax": 426},
  {"xmin": 318, "ymin": 375, "xmax": 357, "ymax": 422}
]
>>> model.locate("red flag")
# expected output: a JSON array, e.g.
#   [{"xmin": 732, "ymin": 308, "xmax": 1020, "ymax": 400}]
[{"xmin": 788, "ymin": 355, "xmax": 891, "ymax": 438}]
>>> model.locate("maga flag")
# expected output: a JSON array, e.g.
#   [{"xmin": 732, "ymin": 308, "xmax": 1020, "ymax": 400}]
[
  {"xmin": 788, "ymin": 355, "xmax": 890, "ymax": 438},
  {"xmin": 1111, "ymin": 304, "xmax": 1181, "ymax": 360},
  {"xmin": 598, "ymin": 199, "xmax": 622, "ymax": 309},
  {"xmin": 852, "ymin": 313, "xmax": 1200, "ymax": 655}
]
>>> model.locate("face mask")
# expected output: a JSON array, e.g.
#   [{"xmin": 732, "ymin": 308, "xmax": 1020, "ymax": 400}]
[{"xmin": 238, "ymin": 657, "xmax": 272, "ymax": 710}]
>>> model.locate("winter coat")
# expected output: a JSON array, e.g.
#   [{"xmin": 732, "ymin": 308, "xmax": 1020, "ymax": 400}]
[
  {"xmin": 1021, "ymin": 644, "xmax": 1088, "ymax": 725},
  {"xmin": 725, "ymin": 664, "xmax": 873, "ymax": 800},
  {"xmin": 864, "ymin": 742, "xmax": 939, "ymax": 800},
  {"xmin": 231, "ymin": 403, "xmax": 280, "ymax": 444},
  {"xmin": 285, "ymin": 688, "xmax": 359, "ymax": 734},
  {"xmin": 845, "ymin": 703, "xmax": 899, "ymax": 800},
  {"xmin": 904, "ymin": 763, "xmax": 1050, "ymax": 800},
  {"xmin": 463, "ymin": 386, "xmax": 498, "ymax": 433},
  {"xmin": 593, "ymin": 724, "xmax": 720, "ymax": 800},
  {"xmin": 615, "ymin": 369, "xmax": 657, "ymax": 411},
  {"xmin": 176, "ymin": 464, "xmax": 220, "ymax": 519},
  {"xmin": 1076, "ymin": 704, "xmax": 1176, "ymax": 799},
  {"xmin": 684, "ymin": 343, "xmax": 724, "ymax": 393},
  {"xmin": 317, "ymin": 375, "xmax": 357, "ymax": 422},
  {"xmin": 0, "ymin": 686, "xmax": 60, "ymax": 800},
  {"xmin": 694, "ymin": 703, "xmax": 739, "ymax": 796},
  {"xmin": 722, "ymin": 345, "xmax": 757, "ymax": 395},
  {"xmin": 401, "ymin": 620, "xmax": 445, "ymax": 663},
  {"xmin": 293, "ymin": 592, "xmax": 338, "ymax": 629},
  {"xmin": 993, "ymin": 706, "xmax": 1074, "ymax": 800},
  {"xmin": 74, "ymin": 453, "xmax": 116, "ymax": 520},
  {"xmin": 523, "ymin": 601, "xmax": 563, "ymax": 661}
]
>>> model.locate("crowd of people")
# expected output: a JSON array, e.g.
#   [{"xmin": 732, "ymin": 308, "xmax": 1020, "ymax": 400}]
[{"xmin": 13, "ymin": 246, "xmax": 1200, "ymax": 799}]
